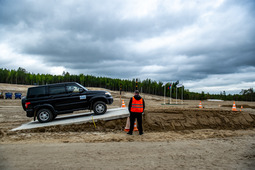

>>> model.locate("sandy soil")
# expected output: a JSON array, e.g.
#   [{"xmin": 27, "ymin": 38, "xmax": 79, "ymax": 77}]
[
  {"xmin": 1, "ymin": 135, "xmax": 255, "ymax": 170},
  {"xmin": 0, "ymin": 83, "xmax": 255, "ymax": 169}
]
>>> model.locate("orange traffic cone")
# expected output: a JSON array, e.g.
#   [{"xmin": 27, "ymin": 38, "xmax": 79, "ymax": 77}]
[
  {"xmin": 199, "ymin": 101, "xmax": 202, "ymax": 108},
  {"xmin": 232, "ymin": 101, "xmax": 237, "ymax": 111},
  {"xmin": 124, "ymin": 118, "xmax": 138, "ymax": 132},
  {"xmin": 124, "ymin": 117, "xmax": 130, "ymax": 132},
  {"xmin": 121, "ymin": 100, "xmax": 126, "ymax": 108},
  {"xmin": 240, "ymin": 105, "xmax": 243, "ymax": 111},
  {"xmin": 134, "ymin": 120, "xmax": 138, "ymax": 131}
]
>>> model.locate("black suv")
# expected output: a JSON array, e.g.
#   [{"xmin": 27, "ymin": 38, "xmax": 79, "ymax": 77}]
[{"xmin": 22, "ymin": 82, "xmax": 113, "ymax": 123}]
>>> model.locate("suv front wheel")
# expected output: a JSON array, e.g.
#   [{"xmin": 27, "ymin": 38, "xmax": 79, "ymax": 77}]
[
  {"xmin": 37, "ymin": 108, "xmax": 53, "ymax": 123},
  {"xmin": 93, "ymin": 101, "xmax": 107, "ymax": 115}
]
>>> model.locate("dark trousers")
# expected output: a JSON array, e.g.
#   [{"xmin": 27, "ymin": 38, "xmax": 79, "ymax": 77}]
[{"xmin": 129, "ymin": 112, "xmax": 143, "ymax": 134}]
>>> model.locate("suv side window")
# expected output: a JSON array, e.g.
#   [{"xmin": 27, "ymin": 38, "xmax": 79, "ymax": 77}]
[
  {"xmin": 27, "ymin": 87, "xmax": 46, "ymax": 98},
  {"xmin": 66, "ymin": 84, "xmax": 81, "ymax": 93},
  {"xmin": 49, "ymin": 85, "xmax": 66, "ymax": 95}
]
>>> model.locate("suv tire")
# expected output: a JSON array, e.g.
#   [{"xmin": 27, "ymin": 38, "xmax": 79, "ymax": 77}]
[
  {"xmin": 93, "ymin": 101, "xmax": 107, "ymax": 115},
  {"xmin": 37, "ymin": 108, "xmax": 53, "ymax": 123}
]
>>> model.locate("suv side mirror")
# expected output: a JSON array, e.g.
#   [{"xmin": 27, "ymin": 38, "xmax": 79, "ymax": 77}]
[{"xmin": 79, "ymin": 88, "xmax": 84, "ymax": 93}]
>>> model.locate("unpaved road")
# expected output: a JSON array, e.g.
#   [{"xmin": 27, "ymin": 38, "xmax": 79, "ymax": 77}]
[
  {"xmin": 1, "ymin": 83, "xmax": 255, "ymax": 169},
  {"xmin": 1, "ymin": 135, "xmax": 255, "ymax": 170}
]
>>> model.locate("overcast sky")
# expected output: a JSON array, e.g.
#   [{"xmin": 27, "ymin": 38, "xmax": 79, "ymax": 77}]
[{"xmin": 0, "ymin": 0, "xmax": 255, "ymax": 94}]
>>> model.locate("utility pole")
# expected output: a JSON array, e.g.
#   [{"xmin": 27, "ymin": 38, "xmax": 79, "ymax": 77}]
[
  {"xmin": 176, "ymin": 86, "xmax": 178, "ymax": 104},
  {"xmin": 164, "ymin": 84, "xmax": 166, "ymax": 105},
  {"xmin": 136, "ymin": 78, "xmax": 138, "ymax": 90},
  {"xmin": 170, "ymin": 83, "xmax": 172, "ymax": 104},
  {"xmin": 120, "ymin": 83, "xmax": 122, "ymax": 107}
]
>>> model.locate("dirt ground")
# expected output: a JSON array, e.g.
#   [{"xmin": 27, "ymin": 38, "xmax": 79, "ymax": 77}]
[{"xmin": 0, "ymin": 83, "xmax": 255, "ymax": 169}]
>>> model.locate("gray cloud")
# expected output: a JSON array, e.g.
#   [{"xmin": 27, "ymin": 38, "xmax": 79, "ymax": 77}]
[{"xmin": 0, "ymin": 0, "xmax": 255, "ymax": 94}]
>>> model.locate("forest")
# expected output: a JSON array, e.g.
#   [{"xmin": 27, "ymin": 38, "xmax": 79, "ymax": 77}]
[{"xmin": 0, "ymin": 67, "xmax": 254, "ymax": 101}]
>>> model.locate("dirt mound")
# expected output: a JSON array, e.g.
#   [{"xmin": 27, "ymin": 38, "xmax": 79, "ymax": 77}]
[
  {"xmin": 144, "ymin": 109, "xmax": 255, "ymax": 131},
  {"xmin": 16, "ymin": 108, "xmax": 255, "ymax": 134}
]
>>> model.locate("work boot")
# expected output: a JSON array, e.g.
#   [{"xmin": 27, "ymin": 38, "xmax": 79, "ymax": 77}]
[
  {"xmin": 127, "ymin": 132, "xmax": 132, "ymax": 135},
  {"xmin": 139, "ymin": 132, "xmax": 143, "ymax": 135}
]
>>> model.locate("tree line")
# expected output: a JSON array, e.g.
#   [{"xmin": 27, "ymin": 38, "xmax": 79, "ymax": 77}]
[{"xmin": 0, "ymin": 67, "xmax": 254, "ymax": 101}]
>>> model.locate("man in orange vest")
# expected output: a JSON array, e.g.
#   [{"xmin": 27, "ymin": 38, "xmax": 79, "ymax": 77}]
[{"xmin": 127, "ymin": 90, "xmax": 145, "ymax": 135}]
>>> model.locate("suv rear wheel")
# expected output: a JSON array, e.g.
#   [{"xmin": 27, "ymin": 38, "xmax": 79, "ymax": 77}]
[
  {"xmin": 93, "ymin": 101, "xmax": 107, "ymax": 115},
  {"xmin": 37, "ymin": 108, "xmax": 53, "ymax": 123}
]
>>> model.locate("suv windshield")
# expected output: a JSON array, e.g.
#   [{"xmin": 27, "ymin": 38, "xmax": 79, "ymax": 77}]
[{"xmin": 76, "ymin": 83, "xmax": 88, "ymax": 91}]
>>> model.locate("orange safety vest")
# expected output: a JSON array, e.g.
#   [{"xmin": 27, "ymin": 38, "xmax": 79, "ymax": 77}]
[{"xmin": 130, "ymin": 97, "xmax": 144, "ymax": 113}]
